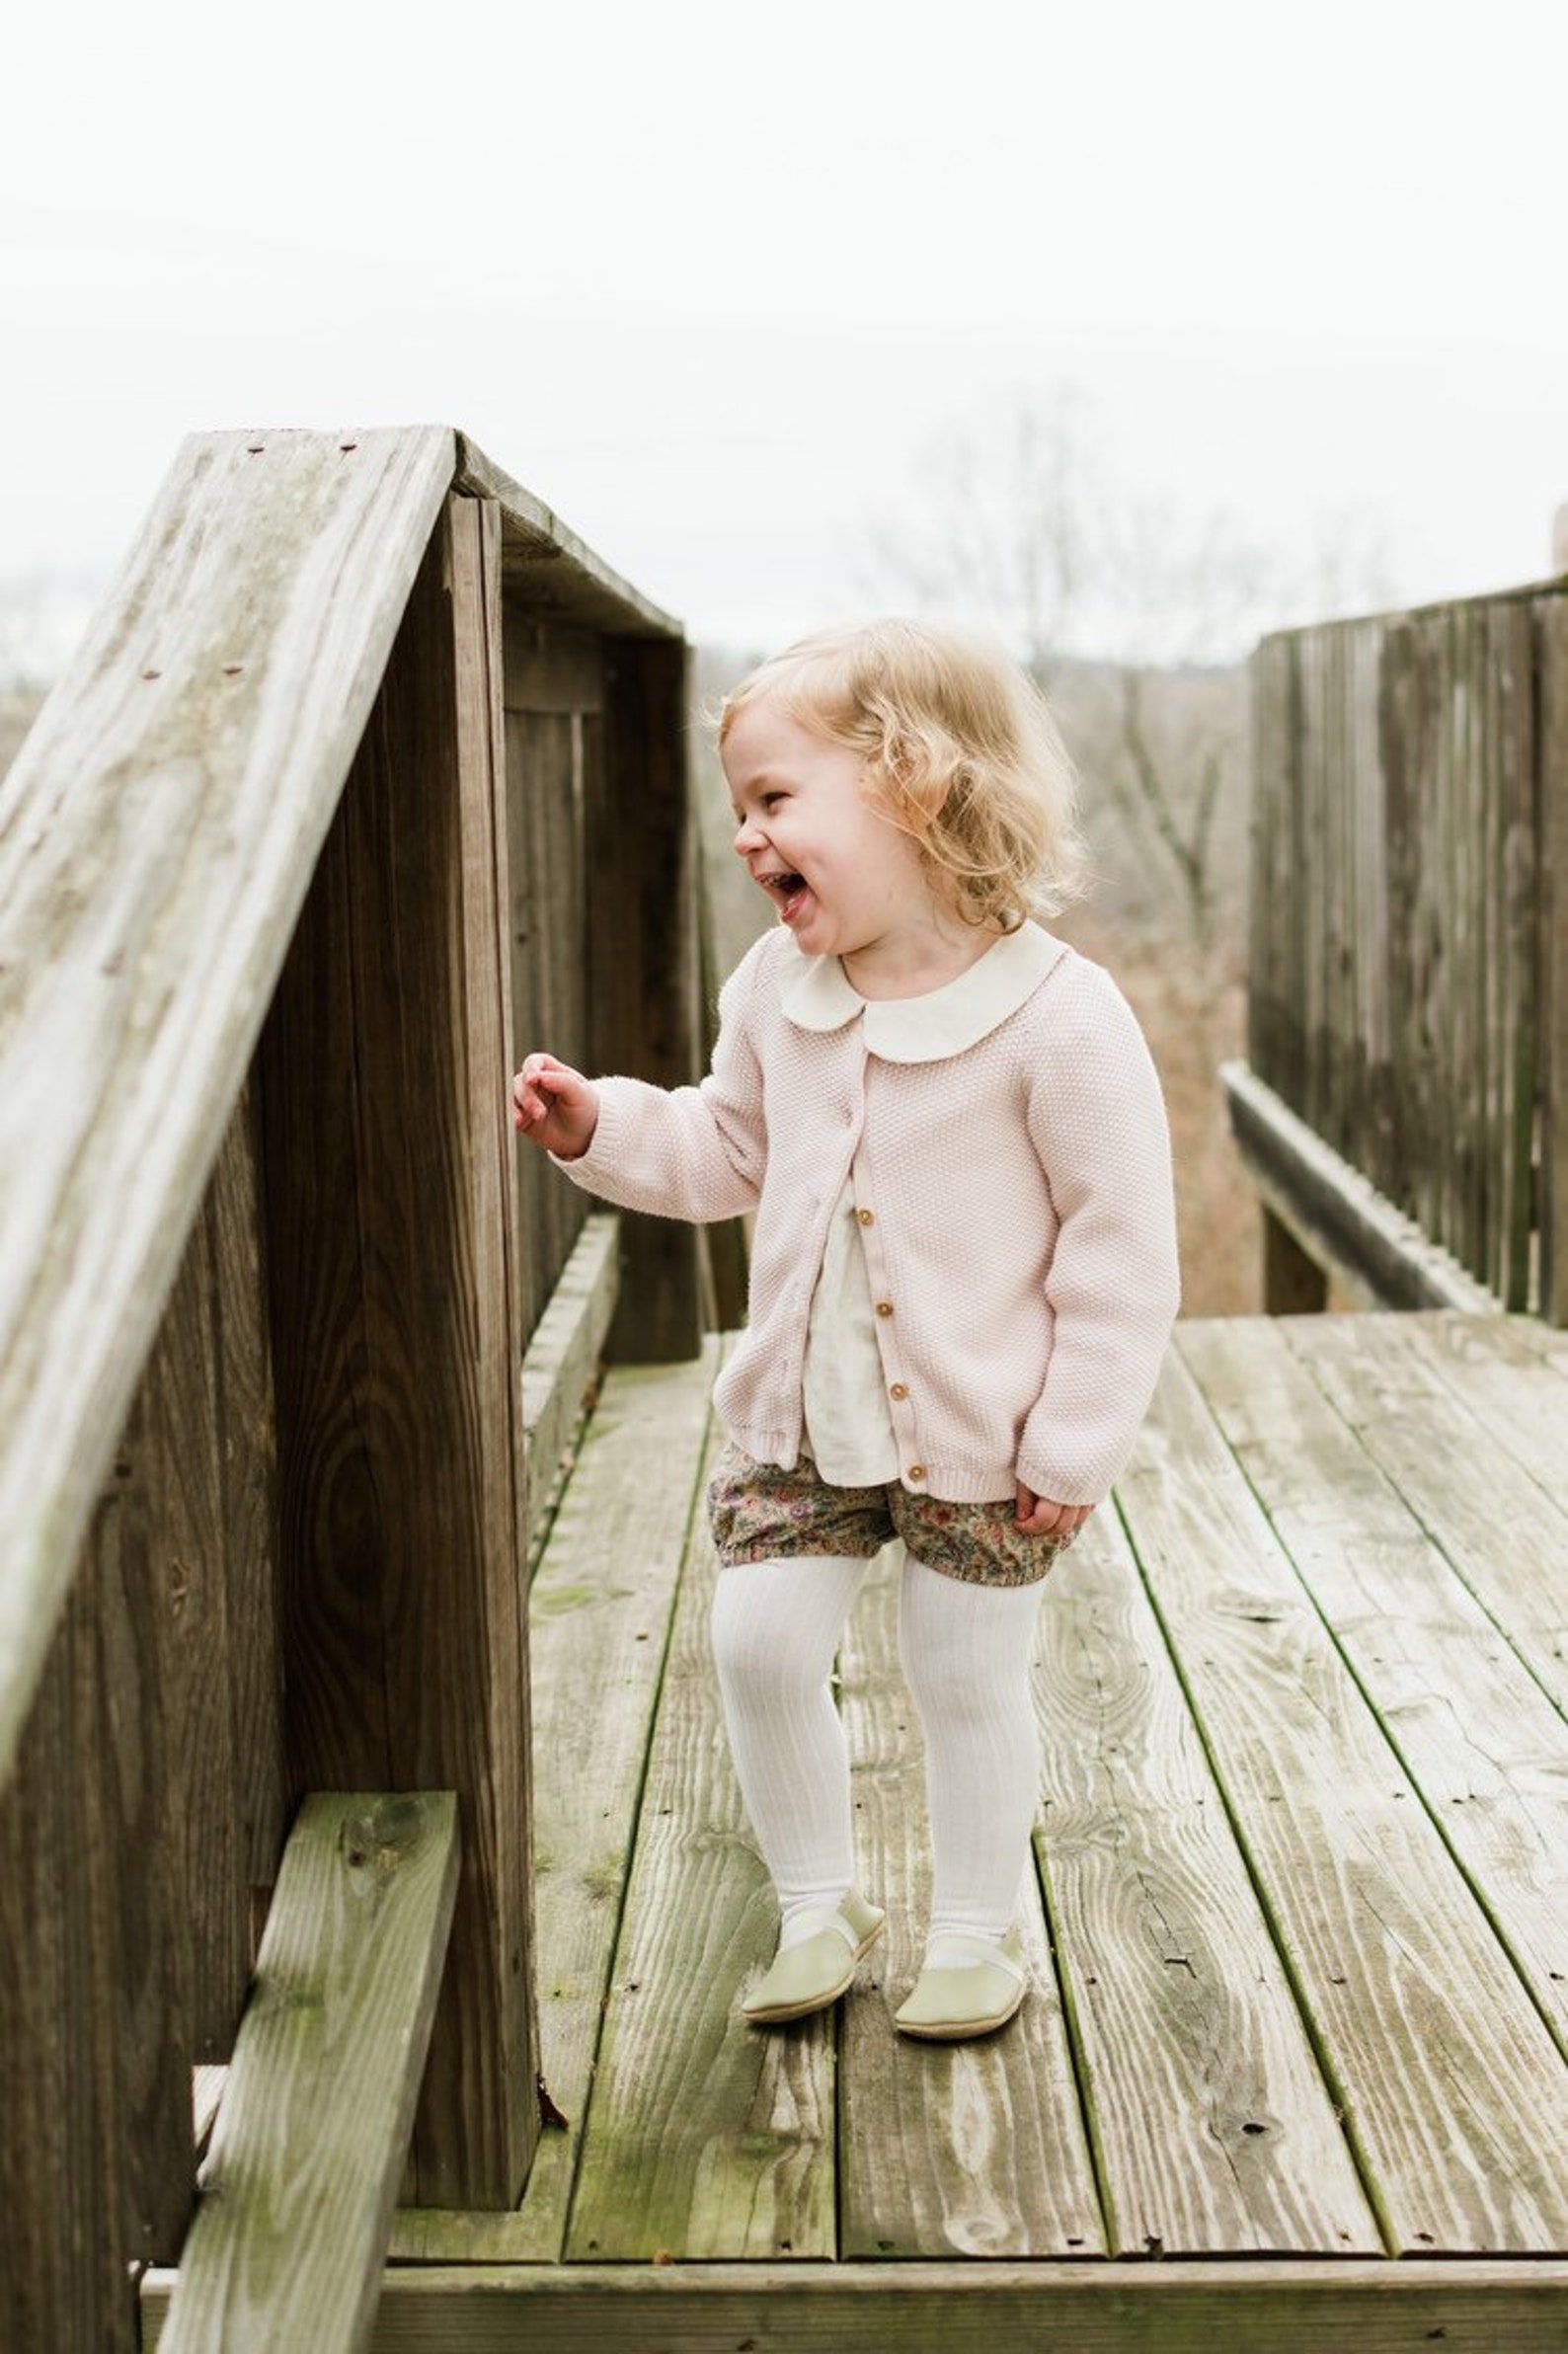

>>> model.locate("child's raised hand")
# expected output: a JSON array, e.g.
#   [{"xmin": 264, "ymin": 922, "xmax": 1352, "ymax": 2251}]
[
  {"xmin": 511, "ymin": 1053, "xmax": 599, "ymax": 1160},
  {"xmin": 1014, "ymin": 1482, "xmax": 1095, "ymax": 1542}
]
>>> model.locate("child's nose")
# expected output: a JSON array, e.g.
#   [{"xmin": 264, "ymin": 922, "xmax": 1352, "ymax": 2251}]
[{"xmin": 733, "ymin": 814, "xmax": 764, "ymax": 855}]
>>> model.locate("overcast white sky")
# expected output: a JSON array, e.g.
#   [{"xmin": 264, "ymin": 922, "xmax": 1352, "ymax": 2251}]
[{"xmin": 4, "ymin": 0, "xmax": 1564, "ymax": 669}]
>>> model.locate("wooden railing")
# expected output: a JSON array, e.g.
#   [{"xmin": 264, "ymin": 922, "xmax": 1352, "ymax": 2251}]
[
  {"xmin": 0, "ymin": 429, "xmax": 707, "ymax": 2350},
  {"xmin": 1226, "ymin": 576, "xmax": 1568, "ymax": 1321}
]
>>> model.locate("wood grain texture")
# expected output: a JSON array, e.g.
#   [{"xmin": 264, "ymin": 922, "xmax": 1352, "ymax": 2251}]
[
  {"xmin": 520, "ymin": 1212, "xmax": 620, "ymax": 1566},
  {"xmin": 390, "ymin": 1347, "xmax": 721, "ymax": 2266},
  {"xmin": 1181, "ymin": 1317, "xmax": 1568, "ymax": 2054},
  {"xmin": 836, "ymin": 1561, "xmax": 1105, "ymax": 2260},
  {"xmin": 591, "ymin": 638, "xmax": 704, "ymax": 1363},
  {"xmin": 0, "ymin": 1567, "xmax": 144, "ymax": 2351},
  {"xmin": 1033, "ymin": 1506, "xmax": 1376, "ymax": 2256},
  {"xmin": 453, "ymin": 437, "xmax": 679, "ymax": 639},
  {"xmin": 159, "ymin": 1791, "xmax": 459, "ymax": 2354},
  {"xmin": 1541, "ymin": 592, "xmax": 1568, "ymax": 1324},
  {"xmin": 0, "ymin": 424, "xmax": 457, "ymax": 1784},
  {"xmin": 1222, "ymin": 1061, "xmax": 1496, "ymax": 1313},
  {"xmin": 1279, "ymin": 1315, "xmax": 1568, "ymax": 1721},
  {"xmin": 262, "ymin": 497, "xmax": 536, "ymax": 2207},
  {"xmin": 144, "ymin": 2254, "xmax": 1568, "ymax": 2354},
  {"xmin": 566, "ymin": 1415, "xmax": 836, "ymax": 2263},
  {"xmin": 1388, "ymin": 1311, "xmax": 1568, "ymax": 1516},
  {"xmin": 509, "ymin": 703, "xmax": 590, "ymax": 1335},
  {"xmin": 1246, "ymin": 584, "xmax": 1565, "ymax": 1315},
  {"xmin": 0, "ymin": 1076, "xmax": 285, "ymax": 2351},
  {"xmin": 1119, "ymin": 1349, "xmax": 1568, "ymax": 2252}
]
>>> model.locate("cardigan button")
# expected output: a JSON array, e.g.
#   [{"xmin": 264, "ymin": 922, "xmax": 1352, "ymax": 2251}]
[
  {"xmin": 907, "ymin": 1463, "xmax": 927, "ymax": 1482},
  {"xmin": 856, "ymin": 1207, "xmax": 875, "ymax": 1225},
  {"xmin": 875, "ymin": 1300, "xmax": 894, "ymax": 1317},
  {"xmin": 889, "ymin": 1381, "xmax": 909, "ymax": 1401}
]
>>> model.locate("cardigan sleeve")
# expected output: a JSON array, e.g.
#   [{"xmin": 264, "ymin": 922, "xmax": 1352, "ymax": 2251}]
[
  {"xmin": 1016, "ymin": 959, "xmax": 1182, "ymax": 1504},
  {"xmin": 550, "ymin": 933, "xmax": 771, "ymax": 1223}
]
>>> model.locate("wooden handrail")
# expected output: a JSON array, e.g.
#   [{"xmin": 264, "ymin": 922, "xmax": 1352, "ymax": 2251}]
[
  {"xmin": 0, "ymin": 427, "xmax": 704, "ymax": 2347},
  {"xmin": 0, "ymin": 428, "xmax": 455, "ymax": 1781}
]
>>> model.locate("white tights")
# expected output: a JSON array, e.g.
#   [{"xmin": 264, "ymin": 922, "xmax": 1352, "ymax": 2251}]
[{"xmin": 710, "ymin": 1551, "xmax": 1044, "ymax": 1948}]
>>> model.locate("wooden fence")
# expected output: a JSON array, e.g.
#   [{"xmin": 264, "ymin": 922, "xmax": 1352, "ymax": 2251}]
[
  {"xmin": 1230, "ymin": 577, "xmax": 1568, "ymax": 1320},
  {"xmin": 0, "ymin": 428, "xmax": 706, "ymax": 2350}
]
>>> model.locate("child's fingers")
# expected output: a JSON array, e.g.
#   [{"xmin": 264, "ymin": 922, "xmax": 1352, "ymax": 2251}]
[{"xmin": 1014, "ymin": 1483, "xmax": 1095, "ymax": 1537}]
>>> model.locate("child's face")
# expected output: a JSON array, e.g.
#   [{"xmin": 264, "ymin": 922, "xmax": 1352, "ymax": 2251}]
[{"xmin": 724, "ymin": 695, "xmax": 934, "ymax": 968}]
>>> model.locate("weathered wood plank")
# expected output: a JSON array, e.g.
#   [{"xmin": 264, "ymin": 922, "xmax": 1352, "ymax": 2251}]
[
  {"xmin": 1181, "ymin": 1316, "xmax": 1568, "ymax": 2057},
  {"xmin": 1118, "ymin": 1349, "xmax": 1568, "ymax": 2252},
  {"xmin": 1280, "ymin": 1315, "xmax": 1568, "ymax": 1722},
  {"xmin": 591, "ymin": 638, "xmax": 705, "ymax": 1363},
  {"xmin": 520, "ymin": 1212, "xmax": 620, "ymax": 1565},
  {"xmin": 1541, "ymin": 590, "xmax": 1568, "ymax": 1324},
  {"xmin": 0, "ymin": 424, "xmax": 457, "ymax": 1783},
  {"xmin": 836, "ymin": 1560, "xmax": 1105, "ymax": 2259},
  {"xmin": 1222, "ymin": 1060, "xmax": 1496, "ymax": 1312},
  {"xmin": 391, "ymin": 1346, "xmax": 722, "ymax": 2267},
  {"xmin": 1394, "ymin": 1312, "xmax": 1568, "ymax": 1515},
  {"xmin": 261, "ymin": 496, "xmax": 537, "ymax": 2207},
  {"xmin": 1032, "ymin": 1505, "xmax": 1376, "ymax": 2255},
  {"xmin": 453, "ymin": 436, "xmax": 680, "ymax": 639},
  {"xmin": 144, "ymin": 2254, "xmax": 1568, "ymax": 2354},
  {"xmin": 501, "ymin": 613, "xmax": 605, "ymax": 716},
  {"xmin": 159, "ymin": 1791, "xmax": 459, "ymax": 2354},
  {"xmin": 566, "ymin": 1416, "xmax": 837, "ymax": 2262},
  {"xmin": 0, "ymin": 1573, "xmax": 142, "ymax": 2351},
  {"xmin": 206, "ymin": 1077, "xmax": 286, "ymax": 1912},
  {"xmin": 509, "ymin": 704, "xmax": 589, "ymax": 1332}
]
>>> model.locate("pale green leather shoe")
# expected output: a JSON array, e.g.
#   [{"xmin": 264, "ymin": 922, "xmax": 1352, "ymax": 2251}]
[
  {"xmin": 742, "ymin": 1891, "xmax": 887, "ymax": 2026},
  {"xmin": 894, "ymin": 1928, "xmax": 1028, "ymax": 2041}
]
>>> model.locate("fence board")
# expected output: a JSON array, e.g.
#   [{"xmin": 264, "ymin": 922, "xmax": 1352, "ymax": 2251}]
[
  {"xmin": 1542, "ymin": 595, "xmax": 1568, "ymax": 1324},
  {"xmin": 261, "ymin": 496, "xmax": 537, "ymax": 2208},
  {"xmin": 1247, "ymin": 585, "xmax": 1567, "ymax": 1313},
  {"xmin": 591, "ymin": 639, "xmax": 704, "ymax": 1362}
]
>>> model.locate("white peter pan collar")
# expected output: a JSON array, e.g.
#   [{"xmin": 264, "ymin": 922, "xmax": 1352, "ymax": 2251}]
[{"xmin": 779, "ymin": 921, "xmax": 1068, "ymax": 1062}]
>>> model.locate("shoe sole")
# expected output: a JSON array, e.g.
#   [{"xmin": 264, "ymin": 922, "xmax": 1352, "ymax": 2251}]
[{"xmin": 743, "ymin": 1921, "xmax": 886, "ymax": 2026}]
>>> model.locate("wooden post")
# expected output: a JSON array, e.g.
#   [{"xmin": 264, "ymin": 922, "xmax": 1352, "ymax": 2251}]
[
  {"xmin": 260, "ymin": 494, "xmax": 539, "ymax": 2206},
  {"xmin": 591, "ymin": 636, "xmax": 705, "ymax": 1361},
  {"xmin": 1541, "ymin": 591, "xmax": 1568, "ymax": 1324},
  {"xmin": 1262, "ymin": 1208, "xmax": 1331, "ymax": 1317}
]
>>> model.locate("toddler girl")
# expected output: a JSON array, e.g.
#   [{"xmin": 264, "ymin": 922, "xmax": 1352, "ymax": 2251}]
[{"xmin": 512, "ymin": 618, "xmax": 1179, "ymax": 2041}]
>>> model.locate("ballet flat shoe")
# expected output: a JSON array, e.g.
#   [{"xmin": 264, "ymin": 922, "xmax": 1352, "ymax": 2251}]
[
  {"xmin": 894, "ymin": 1927, "xmax": 1028, "ymax": 2041},
  {"xmin": 743, "ymin": 1891, "xmax": 887, "ymax": 2025}
]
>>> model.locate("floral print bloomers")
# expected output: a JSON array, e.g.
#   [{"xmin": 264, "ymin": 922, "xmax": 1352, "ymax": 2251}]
[{"xmin": 708, "ymin": 1445, "xmax": 1076, "ymax": 1590}]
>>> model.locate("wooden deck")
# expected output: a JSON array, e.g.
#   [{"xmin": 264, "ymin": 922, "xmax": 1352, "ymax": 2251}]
[{"xmin": 149, "ymin": 1310, "xmax": 1568, "ymax": 2349}]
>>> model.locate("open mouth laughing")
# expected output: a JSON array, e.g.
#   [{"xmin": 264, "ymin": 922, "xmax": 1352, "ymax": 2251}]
[{"xmin": 755, "ymin": 867, "xmax": 811, "ymax": 923}]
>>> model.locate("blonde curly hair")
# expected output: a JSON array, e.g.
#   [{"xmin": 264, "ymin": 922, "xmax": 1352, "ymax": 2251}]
[{"xmin": 717, "ymin": 617, "xmax": 1089, "ymax": 931}]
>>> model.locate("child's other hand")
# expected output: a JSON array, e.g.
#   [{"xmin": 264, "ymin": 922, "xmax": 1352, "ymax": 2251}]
[
  {"xmin": 511, "ymin": 1053, "xmax": 599, "ymax": 1160},
  {"xmin": 1014, "ymin": 1483, "xmax": 1094, "ymax": 1541}
]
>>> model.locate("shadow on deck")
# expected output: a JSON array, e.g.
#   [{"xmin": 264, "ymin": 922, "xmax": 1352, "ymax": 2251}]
[{"xmin": 152, "ymin": 1311, "xmax": 1568, "ymax": 2350}]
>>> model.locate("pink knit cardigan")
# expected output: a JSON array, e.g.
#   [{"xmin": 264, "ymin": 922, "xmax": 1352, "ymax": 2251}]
[{"xmin": 555, "ymin": 923, "xmax": 1181, "ymax": 1507}]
